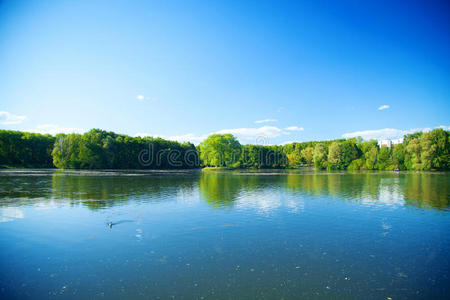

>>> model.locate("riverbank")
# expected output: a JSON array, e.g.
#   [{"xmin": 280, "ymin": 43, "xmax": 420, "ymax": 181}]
[{"xmin": 1, "ymin": 128, "xmax": 449, "ymax": 171}]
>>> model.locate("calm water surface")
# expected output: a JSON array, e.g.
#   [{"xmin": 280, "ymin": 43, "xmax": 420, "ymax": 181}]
[{"xmin": 0, "ymin": 169, "xmax": 449, "ymax": 299}]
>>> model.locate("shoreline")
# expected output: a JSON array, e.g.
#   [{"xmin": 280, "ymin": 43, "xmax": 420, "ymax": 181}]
[{"xmin": 1, "ymin": 167, "xmax": 448, "ymax": 175}]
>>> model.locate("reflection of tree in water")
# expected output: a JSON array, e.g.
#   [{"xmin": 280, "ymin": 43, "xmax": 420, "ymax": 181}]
[
  {"xmin": 0, "ymin": 174, "xmax": 53, "ymax": 201},
  {"xmin": 401, "ymin": 173, "xmax": 449, "ymax": 210},
  {"xmin": 199, "ymin": 172, "xmax": 242, "ymax": 207},
  {"xmin": 199, "ymin": 171, "xmax": 274, "ymax": 208},
  {"xmin": 51, "ymin": 170, "xmax": 448, "ymax": 211},
  {"xmin": 284, "ymin": 171, "xmax": 449, "ymax": 211},
  {"xmin": 285, "ymin": 172, "xmax": 358, "ymax": 199},
  {"xmin": 1, "ymin": 170, "xmax": 448, "ymax": 212},
  {"xmin": 51, "ymin": 171, "xmax": 199, "ymax": 210}
]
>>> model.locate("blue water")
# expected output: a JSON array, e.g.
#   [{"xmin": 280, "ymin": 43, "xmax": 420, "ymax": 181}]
[{"xmin": 0, "ymin": 169, "xmax": 449, "ymax": 299}]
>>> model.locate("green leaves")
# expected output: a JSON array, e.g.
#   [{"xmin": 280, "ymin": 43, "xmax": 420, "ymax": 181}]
[
  {"xmin": 0, "ymin": 130, "xmax": 55, "ymax": 168},
  {"xmin": 1, "ymin": 128, "xmax": 449, "ymax": 171},
  {"xmin": 199, "ymin": 134, "xmax": 241, "ymax": 167},
  {"xmin": 313, "ymin": 143, "xmax": 328, "ymax": 170},
  {"xmin": 50, "ymin": 129, "xmax": 199, "ymax": 169}
]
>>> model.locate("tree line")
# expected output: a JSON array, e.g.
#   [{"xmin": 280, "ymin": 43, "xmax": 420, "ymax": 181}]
[
  {"xmin": 1, "ymin": 129, "xmax": 199, "ymax": 169},
  {"xmin": 0, "ymin": 128, "xmax": 448, "ymax": 171},
  {"xmin": 51, "ymin": 129, "xmax": 199, "ymax": 169},
  {"xmin": 0, "ymin": 130, "xmax": 55, "ymax": 168},
  {"xmin": 199, "ymin": 129, "xmax": 449, "ymax": 171}
]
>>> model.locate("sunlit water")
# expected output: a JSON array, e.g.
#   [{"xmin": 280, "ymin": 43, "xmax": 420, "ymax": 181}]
[{"xmin": 0, "ymin": 169, "xmax": 449, "ymax": 299}]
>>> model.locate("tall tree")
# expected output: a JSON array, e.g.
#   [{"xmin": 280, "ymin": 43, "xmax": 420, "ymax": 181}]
[
  {"xmin": 313, "ymin": 143, "xmax": 328, "ymax": 170},
  {"xmin": 199, "ymin": 134, "xmax": 241, "ymax": 167},
  {"xmin": 301, "ymin": 146, "xmax": 314, "ymax": 166},
  {"xmin": 328, "ymin": 142, "xmax": 343, "ymax": 169}
]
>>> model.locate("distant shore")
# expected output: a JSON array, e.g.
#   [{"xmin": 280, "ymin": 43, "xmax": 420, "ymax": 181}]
[{"xmin": 1, "ymin": 128, "xmax": 449, "ymax": 171}]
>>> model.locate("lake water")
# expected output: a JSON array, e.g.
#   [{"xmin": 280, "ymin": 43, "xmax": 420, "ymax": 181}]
[{"xmin": 0, "ymin": 169, "xmax": 449, "ymax": 299}]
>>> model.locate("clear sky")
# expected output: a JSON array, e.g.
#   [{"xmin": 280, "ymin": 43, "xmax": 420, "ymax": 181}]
[{"xmin": 0, "ymin": 0, "xmax": 449, "ymax": 145}]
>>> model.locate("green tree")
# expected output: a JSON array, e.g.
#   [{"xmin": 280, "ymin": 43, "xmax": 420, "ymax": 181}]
[
  {"xmin": 376, "ymin": 146, "xmax": 393, "ymax": 170},
  {"xmin": 199, "ymin": 134, "xmax": 241, "ymax": 167},
  {"xmin": 431, "ymin": 129, "xmax": 449, "ymax": 170},
  {"xmin": 347, "ymin": 158, "xmax": 365, "ymax": 170},
  {"xmin": 301, "ymin": 146, "xmax": 314, "ymax": 166},
  {"xmin": 2, "ymin": 128, "xmax": 449, "ymax": 171},
  {"xmin": 362, "ymin": 142, "xmax": 378, "ymax": 170},
  {"xmin": 313, "ymin": 143, "xmax": 328, "ymax": 170},
  {"xmin": 286, "ymin": 152, "xmax": 302, "ymax": 168},
  {"xmin": 0, "ymin": 130, "xmax": 55, "ymax": 168},
  {"xmin": 340, "ymin": 139, "xmax": 360, "ymax": 168},
  {"xmin": 422, "ymin": 129, "xmax": 449, "ymax": 170},
  {"xmin": 52, "ymin": 134, "xmax": 82, "ymax": 168},
  {"xmin": 392, "ymin": 143, "xmax": 406, "ymax": 170},
  {"xmin": 406, "ymin": 138, "xmax": 421, "ymax": 170},
  {"xmin": 327, "ymin": 142, "xmax": 342, "ymax": 169},
  {"xmin": 420, "ymin": 132, "xmax": 436, "ymax": 170}
]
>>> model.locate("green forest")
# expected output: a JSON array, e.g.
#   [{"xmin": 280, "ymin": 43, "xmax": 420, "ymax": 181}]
[
  {"xmin": 0, "ymin": 130, "xmax": 55, "ymax": 168},
  {"xmin": 0, "ymin": 129, "xmax": 199, "ymax": 169},
  {"xmin": 0, "ymin": 128, "xmax": 449, "ymax": 171}
]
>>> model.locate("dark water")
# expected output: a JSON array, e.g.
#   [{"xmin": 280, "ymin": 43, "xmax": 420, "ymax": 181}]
[{"xmin": 0, "ymin": 169, "xmax": 449, "ymax": 299}]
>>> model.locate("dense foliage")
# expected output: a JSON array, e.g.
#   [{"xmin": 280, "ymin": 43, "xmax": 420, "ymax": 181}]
[
  {"xmin": 200, "ymin": 129, "xmax": 449, "ymax": 171},
  {"xmin": 240, "ymin": 144, "xmax": 286, "ymax": 169},
  {"xmin": 0, "ymin": 130, "xmax": 55, "ymax": 168},
  {"xmin": 199, "ymin": 134, "xmax": 241, "ymax": 168},
  {"xmin": 51, "ymin": 129, "xmax": 199, "ymax": 169},
  {"xmin": 0, "ymin": 128, "xmax": 448, "ymax": 170},
  {"xmin": 281, "ymin": 129, "xmax": 449, "ymax": 171}
]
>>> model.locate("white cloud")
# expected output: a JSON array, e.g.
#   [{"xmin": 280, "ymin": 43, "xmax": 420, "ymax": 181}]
[
  {"xmin": 343, "ymin": 128, "xmax": 407, "ymax": 140},
  {"xmin": 134, "ymin": 133, "xmax": 152, "ymax": 138},
  {"xmin": 254, "ymin": 119, "xmax": 277, "ymax": 124},
  {"xmin": 378, "ymin": 105, "xmax": 390, "ymax": 110},
  {"xmin": 216, "ymin": 126, "xmax": 289, "ymax": 140},
  {"xmin": 167, "ymin": 133, "xmax": 209, "ymax": 144},
  {"xmin": 0, "ymin": 207, "xmax": 24, "ymax": 223},
  {"xmin": 135, "ymin": 132, "xmax": 207, "ymax": 144},
  {"xmin": 139, "ymin": 125, "xmax": 301, "ymax": 145},
  {"xmin": 25, "ymin": 124, "xmax": 86, "ymax": 135},
  {"xmin": 437, "ymin": 125, "xmax": 450, "ymax": 130},
  {"xmin": 235, "ymin": 190, "xmax": 304, "ymax": 215},
  {"xmin": 137, "ymin": 94, "xmax": 157, "ymax": 102},
  {"xmin": 342, "ymin": 125, "xmax": 449, "ymax": 140},
  {"xmin": 284, "ymin": 126, "xmax": 304, "ymax": 131},
  {"xmin": 0, "ymin": 111, "xmax": 27, "ymax": 125}
]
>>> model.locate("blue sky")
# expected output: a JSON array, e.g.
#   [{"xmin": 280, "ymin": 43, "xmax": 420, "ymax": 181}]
[{"xmin": 0, "ymin": 0, "xmax": 449, "ymax": 144}]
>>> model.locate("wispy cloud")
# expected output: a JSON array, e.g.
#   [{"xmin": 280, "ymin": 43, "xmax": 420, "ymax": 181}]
[
  {"xmin": 0, "ymin": 207, "xmax": 24, "ymax": 223},
  {"xmin": 342, "ymin": 125, "xmax": 449, "ymax": 140},
  {"xmin": 167, "ymin": 133, "xmax": 209, "ymax": 144},
  {"xmin": 25, "ymin": 124, "xmax": 86, "ymax": 135},
  {"xmin": 378, "ymin": 105, "xmax": 390, "ymax": 111},
  {"xmin": 0, "ymin": 111, "xmax": 27, "ymax": 125},
  {"xmin": 254, "ymin": 119, "xmax": 278, "ymax": 124},
  {"xmin": 135, "ymin": 132, "xmax": 208, "ymax": 144},
  {"xmin": 137, "ymin": 125, "xmax": 305, "ymax": 145},
  {"xmin": 216, "ymin": 126, "xmax": 289, "ymax": 140},
  {"xmin": 284, "ymin": 126, "xmax": 304, "ymax": 131},
  {"xmin": 137, "ymin": 94, "xmax": 157, "ymax": 102},
  {"xmin": 343, "ymin": 128, "xmax": 409, "ymax": 140}
]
